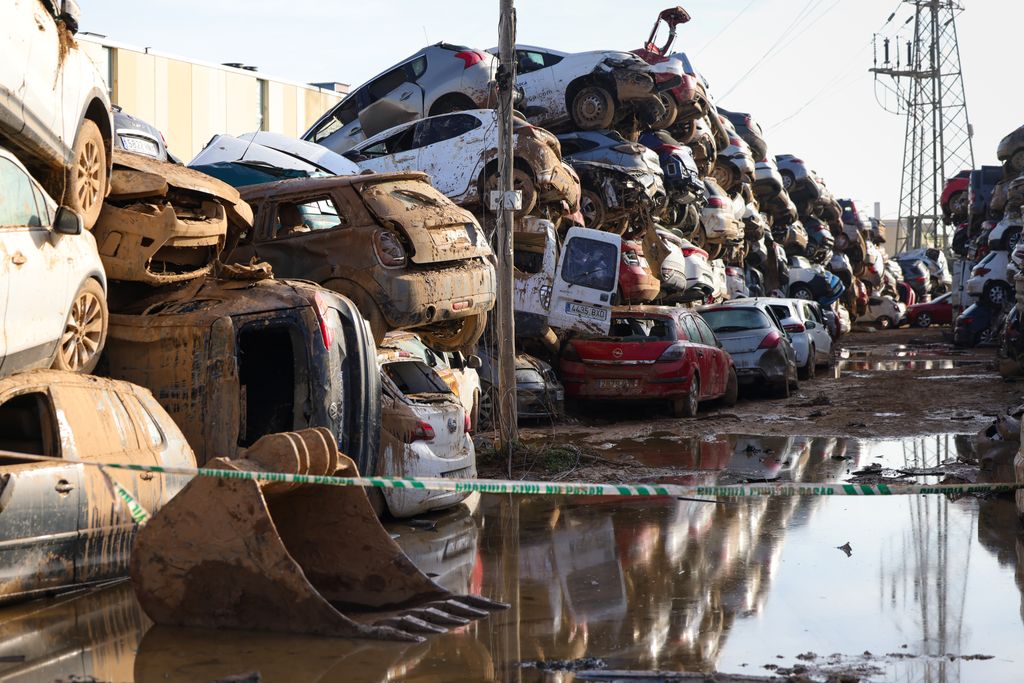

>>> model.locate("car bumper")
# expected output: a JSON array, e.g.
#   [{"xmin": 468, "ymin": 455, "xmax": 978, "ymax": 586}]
[
  {"xmin": 378, "ymin": 258, "xmax": 496, "ymax": 329},
  {"xmin": 560, "ymin": 359, "xmax": 696, "ymax": 400},
  {"xmin": 730, "ymin": 348, "xmax": 789, "ymax": 385},
  {"xmin": 619, "ymin": 268, "xmax": 661, "ymax": 303},
  {"xmin": 518, "ymin": 385, "xmax": 564, "ymax": 419},
  {"xmin": 534, "ymin": 161, "xmax": 581, "ymax": 207},
  {"xmin": 379, "ymin": 438, "xmax": 475, "ymax": 517}
]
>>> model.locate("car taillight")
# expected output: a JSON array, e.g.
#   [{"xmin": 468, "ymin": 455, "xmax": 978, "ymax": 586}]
[
  {"xmin": 623, "ymin": 250, "xmax": 641, "ymax": 266},
  {"xmin": 312, "ymin": 290, "xmax": 334, "ymax": 349},
  {"xmin": 681, "ymin": 246, "xmax": 709, "ymax": 259},
  {"xmin": 784, "ymin": 323, "xmax": 805, "ymax": 333},
  {"xmin": 758, "ymin": 330, "xmax": 782, "ymax": 349},
  {"xmin": 960, "ymin": 316, "xmax": 973, "ymax": 325},
  {"xmin": 455, "ymin": 50, "xmax": 486, "ymax": 69},
  {"xmin": 464, "ymin": 410, "xmax": 472, "ymax": 434},
  {"xmin": 408, "ymin": 421, "xmax": 436, "ymax": 443},
  {"xmin": 374, "ymin": 229, "xmax": 407, "ymax": 267},
  {"xmin": 973, "ymin": 268, "xmax": 990, "ymax": 276},
  {"xmin": 656, "ymin": 342, "xmax": 688, "ymax": 362},
  {"xmin": 561, "ymin": 342, "xmax": 581, "ymax": 361},
  {"xmin": 707, "ymin": 197, "xmax": 725, "ymax": 208}
]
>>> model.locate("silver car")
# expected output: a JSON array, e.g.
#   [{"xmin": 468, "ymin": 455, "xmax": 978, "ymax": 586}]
[
  {"xmin": 304, "ymin": 43, "xmax": 498, "ymax": 154},
  {"xmin": 112, "ymin": 105, "xmax": 171, "ymax": 161},
  {"xmin": 699, "ymin": 302, "xmax": 799, "ymax": 398},
  {"xmin": 721, "ymin": 297, "xmax": 833, "ymax": 380}
]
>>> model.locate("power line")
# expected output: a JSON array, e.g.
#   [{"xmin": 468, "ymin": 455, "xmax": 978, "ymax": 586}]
[{"xmin": 694, "ymin": 0, "xmax": 761, "ymax": 54}]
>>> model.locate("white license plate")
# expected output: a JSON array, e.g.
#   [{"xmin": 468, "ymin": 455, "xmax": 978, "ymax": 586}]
[
  {"xmin": 597, "ymin": 379, "xmax": 636, "ymax": 391},
  {"xmin": 120, "ymin": 136, "xmax": 159, "ymax": 156},
  {"xmin": 565, "ymin": 302, "xmax": 608, "ymax": 321}
]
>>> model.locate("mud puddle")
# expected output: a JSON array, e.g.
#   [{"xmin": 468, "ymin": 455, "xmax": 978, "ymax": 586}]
[{"xmin": 2, "ymin": 435, "xmax": 1020, "ymax": 682}]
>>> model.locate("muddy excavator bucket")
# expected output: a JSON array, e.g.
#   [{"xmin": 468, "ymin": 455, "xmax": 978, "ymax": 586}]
[{"xmin": 130, "ymin": 428, "xmax": 506, "ymax": 642}]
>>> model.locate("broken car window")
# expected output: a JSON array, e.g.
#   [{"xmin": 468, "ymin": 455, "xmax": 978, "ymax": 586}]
[
  {"xmin": 367, "ymin": 67, "xmax": 409, "ymax": 102},
  {"xmin": 517, "ymin": 51, "xmax": 547, "ymax": 74},
  {"xmin": 383, "ymin": 361, "xmax": 451, "ymax": 397},
  {"xmin": 414, "ymin": 114, "xmax": 482, "ymax": 148},
  {"xmin": 272, "ymin": 197, "xmax": 343, "ymax": 238},
  {"xmin": 0, "ymin": 392, "xmax": 59, "ymax": 462},
  {"xmin": 560, "ymin": 237, "xmax": 618, "ymax": 292}
]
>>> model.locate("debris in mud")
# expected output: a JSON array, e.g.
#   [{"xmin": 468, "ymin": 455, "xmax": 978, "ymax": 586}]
[
  {"xmin": 792, "ymin": 393, "xmax": 832, "ymax": 408},
  {"xmin": 836, "ymin": 542, "xmax": 853, "ymax": 557},
  {"xmin": 521, "ymin": 657, "xmax": 608, "ymax": 672}
]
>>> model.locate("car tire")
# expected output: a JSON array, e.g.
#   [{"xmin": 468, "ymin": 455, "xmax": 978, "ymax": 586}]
[
  {"xmin": 580, "ymin": 189, "xmax": 607, "ymax": 230},
  {"xmin": 673, "ymin": 118, "xmax": 697, "ymax": 144},
  {"xmin": 571, "ymin": 85, "xmax": 615, "ymax": 130},
  {"xmin": 52, "ymin": 279, "xmax": 107, "ymax": 374},
  {"xmin": 422, "ymin": 311, "xmax": 488, "ymax": 354},
  {"xmin": 65, "ymin": 119, "xmax": 107, "ymax": 231},
  {"xmin": 877, "ymin": 315, "xmax": 894, "ymax": 330},
  {"xmin": 651, "ymin": 92, "xmax": 678, "ymax": 129},
  {"xmin": 798, "ymin": 347, "xmax": 815, "ymax": 380},
  {"xmin": 790, "ymin": 284, "xmax": 814, "ymax": 300},
  {"xmin": 914, "ymin": 312, "xmax": 932, "ymax": 328},
  {"xmin": 673, "ymin": 375, "xmax": 700, "ymax": 418},
  {"xmin": 710, "ymin": 162, "xmax": 738, "ymax": 192},
  {"xmin": 983, "ymin": 281, "xmax": 1013, "ymax": 307},
  {"xmin": 478, "ymin": 386, "xmax": 497, "ymax": 430},
  {"xmin": 780, "ymin": 170, "xmax": 795, "ymax": 190},
  {"xmin": 722, "ymin": 367, "xmax": 739, "ymax": 407},
  {"xmin": 482, "ymin": 166, "xmax": 537, "ymax": 217}
]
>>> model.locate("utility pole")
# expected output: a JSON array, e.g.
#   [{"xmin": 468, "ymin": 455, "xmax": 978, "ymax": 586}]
[
  {"xmin": 870, "ymin": 0, "xmax": 974, "ymax": 252},
  {"xmin": 494, "ymin": 0, "xmax": 519, "ymax": 461}
]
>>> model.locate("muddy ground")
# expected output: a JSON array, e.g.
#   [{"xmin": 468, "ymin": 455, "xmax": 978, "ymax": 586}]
[{"xmin": 480, "ymin": 327, "xmax": 1023, "ymax": 481}]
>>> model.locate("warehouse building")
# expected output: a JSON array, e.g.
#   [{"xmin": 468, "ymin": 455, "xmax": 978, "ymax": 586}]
[{"xmin": 77, "ymin": 35, "xmax": 348, "ymax": 161}]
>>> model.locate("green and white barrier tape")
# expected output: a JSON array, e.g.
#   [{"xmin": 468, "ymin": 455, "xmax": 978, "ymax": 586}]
[{"xmin": 3, "ymin": 448, "xmax": 1021, "ymax": 502}]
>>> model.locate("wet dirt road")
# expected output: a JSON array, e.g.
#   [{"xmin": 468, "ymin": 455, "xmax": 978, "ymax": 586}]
[{"xmin": 1, "ymin": 329, "xmax": 1022, "ymax": 682}]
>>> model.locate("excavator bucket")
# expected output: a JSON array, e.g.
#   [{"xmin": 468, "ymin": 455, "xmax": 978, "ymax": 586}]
[{"xmin": 130, "ymin": 428, "xmax": 506, "ymax": 642}]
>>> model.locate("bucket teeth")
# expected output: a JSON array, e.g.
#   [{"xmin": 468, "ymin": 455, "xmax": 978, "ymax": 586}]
[
  {"xmin": 407, "ymin": 607, "xmax": 471, "ymax": 626},
  {"xmin": 453, "ymin": 594, "xmax": 512, "ymax": 612},
  {"xmin": 427, "ymin": 599, "xmax": 490, "ymax": 619},
  {"xmin": 377, "ymin": 615, "xmax": 449, "ymax": 635}
]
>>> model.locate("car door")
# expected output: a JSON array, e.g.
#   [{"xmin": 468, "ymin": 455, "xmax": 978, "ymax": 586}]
[
  {"xmin": 513, "ymin": 49, "xmax": 560, "ymax": 124},
  {"xmin": 0, "ymin": 385, "xmax": 82, "ymax": 597},
  {"xmin": 0, "ymin": 155, "xmax": 69, "ymax": 371},
  {"xmin": 412, "ymin": 113, "xmax": 490, "ymax": 200},
  {"xmin": 548, "ymin": 227, "xmax": 621, "ymax": 335},
  {"xmin": 680, "ymin": 313, "xmax": 716, "ymax": 397},
  {"xmin": 52, "ymin": 382, "xmax": 157, "ymax": 584},
  {"xmin": 357, "ymin": 58, "xmax": 427, "ymax": 140},
  {"xmin": 0, "ymin": 0, "xmax": 34, "ymax": 133},
  {"xmin": 353, "ymin": 122, "xmax": 419, "ymax": 176},
  {"xmin": 802, "ymin": 302, "xmax": 831, "ymax": 361},
  {"xmin": 692, "ymin": 314, "xmax": 728, "ymax": 395}
]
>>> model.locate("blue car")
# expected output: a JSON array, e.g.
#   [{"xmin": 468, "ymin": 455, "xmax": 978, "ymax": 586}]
[{"xmin": 954, "ymin": 302, "xmax": 997, "ymax": 348}]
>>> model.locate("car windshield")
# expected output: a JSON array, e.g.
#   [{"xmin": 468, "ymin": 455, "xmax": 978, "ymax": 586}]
[
  {"xmin": 383, "ymin": 360, "xmax": 451, "ymax": 396},
  {"xmin": 598, "ymin": 316, "xmax": 675, "ymax": 342},
  {"xmin": 701, "ymin": 308, "xmax": 771, "ymax": 333}
]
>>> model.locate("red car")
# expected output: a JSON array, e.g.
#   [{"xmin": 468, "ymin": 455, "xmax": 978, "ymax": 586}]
[
  {"xmin": 560, "ymin": 306, "xmax": 738, "ymax": 417},
  {"xmin": 940, "ymin": 170, "xmax": 970, "ymax": 225},
  {"xmin": 619, "ymin": 240, "xmax": 661, "ymax": 304},
  {"xmin": 632, "ymin": 7, "xmax": 700, "ymax": 131},
  {"xmin": 905, "ymin": 292, "xmax": 952, "ymax": 328}
]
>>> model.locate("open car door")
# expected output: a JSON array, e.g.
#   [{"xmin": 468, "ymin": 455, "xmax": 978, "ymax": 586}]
[{"xmin": 547, "ymin": 227, "xmax": 620, "ymax": 335}]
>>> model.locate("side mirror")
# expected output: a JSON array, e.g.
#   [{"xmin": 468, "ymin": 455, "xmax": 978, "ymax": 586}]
[
  {"xmin": 53, "ymin": 206, "xmax": 83, "ymax": 235},
  {"xmin": 805, "ymin": 320, "xmax": 817, "ymax": 329},
  {"xmin": 466, "ymin": 354, "xmax": 483, "ymax": 370}
]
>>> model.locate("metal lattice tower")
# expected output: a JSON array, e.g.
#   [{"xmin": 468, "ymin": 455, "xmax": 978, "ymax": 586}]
[{"xmin": 871, "ymin": 1, "xmax": 974, "ymax": 251}]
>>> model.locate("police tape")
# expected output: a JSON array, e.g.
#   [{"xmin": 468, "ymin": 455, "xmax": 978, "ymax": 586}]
[{"xmin": 3, "ymin": 448, "xmax": 1022, "ymax": 502}]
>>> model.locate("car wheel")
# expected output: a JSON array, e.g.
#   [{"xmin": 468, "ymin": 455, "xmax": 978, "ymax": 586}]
[
  {"xmin": 722, "ymin": 367, "xmax": 739, "ymax": 407},
  {"xmin": 914, "ymin": 312, "xmax": 932, "ymax": 328},
  {"xmin": 1005, "ymin": 227, "xmax": 1022, "ymax": 252},
  {"xmin": 580, "ymin": 189, "xmax": 607, "ymax": 229},
  {"xmin": 478, "ymin": 386, "xmax": 496, "ymax": 430},
  {"xmin": 877, "ymin": 315, "xmax": 894, "ymax": 330},
  {"xmin": 651, "ymin": 92, "xmax": 678, "ymax": 129},
  {"xmin": 421, "ymin": 311, "xmax": 488, "ymax": 353},
  {"xmin": 798, "ymin": 347, "xmax": 815, "ymax": 380},
  {"xmin": 65, "ymin": 120, "xmax": 107, "ymax": 231},
  {"xmin": 482, "ymin": 167, "xmax": 538, "ymax": 216},
  {"xmin": 710, "ymin": 162, "xmax": 737, "ymax": 192},
  {"xmin": 984, "ymin": 282, "xmax": 1012, "ymax": 306},
  {"xmin": 790, "ymin": 284, "xmax": 814, "ymax": 300},
  {"xmin": 780, "ymin": 170, "xmax": 795, "ymax": 190},
  {"xmin": 52, "ymin": 279, "xmax": 107, "ymax": 373},
  {"xmin": 673, "ymin": 118, "xmax": 697, "ymax": 144},
  {"xmin": 571, "ymin": 85, "xmax": 615, "ymax": 130},
  {"xmin": 673, "ymin": 375, "xmax": 700, "ymax": 418}
]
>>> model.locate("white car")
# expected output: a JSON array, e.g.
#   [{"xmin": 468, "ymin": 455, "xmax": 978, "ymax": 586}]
[
  {"xmin": 189, "ymin": 132, "xmax": 359, "ymax": 177},
  {"xmin": 0, "ymin": 146, "xmax": 107, "ymax": 377},
  {"xmin": 489, "ymin": 45, "xmax": 681, "ymax": 131},
  {"xmin": 864, "ymin": 295, "xmax": 906, "ymax": 329},
  {"xmin": 378, "ymin": 354, "xmax": 475, "ymax": 518},
  {"xmin": 723, "ymin": 297, "xmax": 833, "ymax": 378},
  {"xmin": 346, "ymin": 109, "xmax": 577, "ymax": 213},
  {"xmin": 966, "ymin": 250, "xmax": 1013, "ymax": 306},
  {"xmin": 656, "ymin": 228, "xmax": 715, "ymax": 303},
  {"xmin": 0, "ymin": 0, "xmax": 112, "ymax": 229},
  {"xmin": 725, "ymin": 266, "xmax": 749, "ymax": 299}
]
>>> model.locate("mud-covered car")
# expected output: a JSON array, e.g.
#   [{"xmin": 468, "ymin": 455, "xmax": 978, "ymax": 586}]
[
  {"xmin": 112, "ymin": 105, "xmax": 170, "ymax": 161},
  {"xmin": 345, "ymin": 110, "xmax": 578, "ymax": 216},
  {"xmin": 0, "ymin": 0, "xmax": 113, "ymax": 230},
  {"xmin": 492, "ymin": 45, "xmax": 682, "ymax": 131},
  {"xmin": 0, "ymin": 145, "xmax": 108, "ymax": 376},
  {"xmin": 103, "ymin": 277, "xmax": 380, "ymax": 474},
  {"xmin": 632, "ymin": 7, "xmax": 699, "ymax": 130},
  {"xmin": 997, "ymin": 123, "xmax": 1024, "ymax": 174},
  {"xmin": 0, "ymin": 370, "xmax": 194, "ymax": 603},
  {"xmin": 378, "ymin": 352, "xmax": 474, "ymax": 517},
  {"xmin": 229, "ymin": 172, "xmax": 495, "ymax": 351},
  {"xmin": 476, "ymin": 347, "xmax": 564, "ymax": 427},
  {"xmin": 93, "ymin": 150, "xmax": 252, "ymax": 288},
  {"xmin": 304, "ymin": 43, "xmax": 499, "ymax": 153},
  {"xmin": 189, "ymin": 131, "xmax": 359, "ymax": 183}
]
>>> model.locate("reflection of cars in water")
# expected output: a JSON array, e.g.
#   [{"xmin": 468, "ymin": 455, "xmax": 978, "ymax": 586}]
[{"xmin": 388, "ymin": 500, "xmax": 480, "ymax": 595}]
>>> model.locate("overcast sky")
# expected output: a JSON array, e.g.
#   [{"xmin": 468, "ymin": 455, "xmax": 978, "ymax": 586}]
[{"xmin": 83, "ymin": 0, "xmax": 1024, "ymax": 220}]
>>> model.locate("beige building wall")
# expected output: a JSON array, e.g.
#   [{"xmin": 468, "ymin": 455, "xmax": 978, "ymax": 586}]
[{"xmin": 79, "ymin": 36, "xmax": 347, "ymax": 161}]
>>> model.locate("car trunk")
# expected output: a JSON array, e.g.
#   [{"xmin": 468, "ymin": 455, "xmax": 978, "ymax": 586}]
[
  {"xmin": 571, "ymin": 315, "xmax": 677, "ymax": 363},
  {"xmin": 719, "ymin": 331, "xmax": 770, "ymax": 354},
  {"xmin": 382, "ymin": 361, "xmax": 468, "ymax": 461},
  {"xmin": 358, "ymin": 179, "xmax": 491, "ymax": 265}
]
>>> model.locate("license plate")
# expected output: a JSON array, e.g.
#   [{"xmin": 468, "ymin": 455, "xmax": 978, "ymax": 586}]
[
  {"xmin": 120, "ymin": 136, "xmax": 159, "ymax": 156},
  {"xmin": 597, "ymin": 379, "xmax": 636, "ymax": 391},
  {"xmin": 734, "ymin": 358, "xmax": 753, "ymax": 369},
  {"xmin": 565, "ymin": 302, "xmax": 608, "ymax": 321}
]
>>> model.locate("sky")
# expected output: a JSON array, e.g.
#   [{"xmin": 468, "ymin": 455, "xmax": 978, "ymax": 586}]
[{"xmin": 81, "ymin": 0, "xmax": 1024, "ymax": 220}]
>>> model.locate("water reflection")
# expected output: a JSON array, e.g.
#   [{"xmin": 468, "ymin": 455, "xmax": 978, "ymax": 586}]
[{"xmin": 0, "ymin": 436, "xmax": 1019, "ymax": 682}]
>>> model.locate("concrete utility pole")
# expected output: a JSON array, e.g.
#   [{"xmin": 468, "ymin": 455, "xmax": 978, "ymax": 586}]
[{"xmin": 495, "ymin": 0, "xmax": 519, "ymax": 459}]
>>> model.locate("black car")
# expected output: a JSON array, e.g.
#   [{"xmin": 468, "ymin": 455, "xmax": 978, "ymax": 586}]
[
  {"xmin": 476, "ymin": 348, "xmax": 564, "ymax": 426},
  {"xmin": 112, "ymin": 105, "xmax": 175, "ymax": 161}
]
